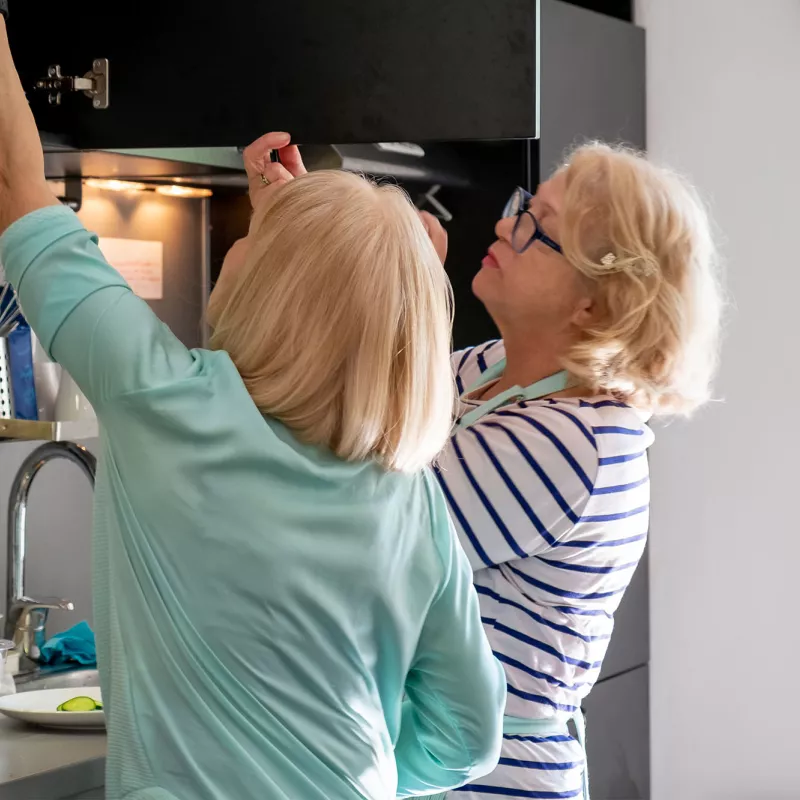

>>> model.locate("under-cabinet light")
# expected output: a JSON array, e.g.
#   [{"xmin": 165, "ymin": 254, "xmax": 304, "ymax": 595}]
[
  {"xmin": 85, "ymin": 179, "xmax": 149, "ymax": 193},
  {"xmin": 155, "ymin": 185, "xmax": 213, "ymax": 198}
]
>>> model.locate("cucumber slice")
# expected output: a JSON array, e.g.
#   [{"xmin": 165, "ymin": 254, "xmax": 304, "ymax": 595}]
[{"xmin": 57, "ymin": 696, "xmax": 102, "ymax": 712}]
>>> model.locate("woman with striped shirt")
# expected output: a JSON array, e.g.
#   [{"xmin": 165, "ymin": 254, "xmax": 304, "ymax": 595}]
[{"xmin": 421, "ymin": 145, "xmax": 722, "ymax": 799}]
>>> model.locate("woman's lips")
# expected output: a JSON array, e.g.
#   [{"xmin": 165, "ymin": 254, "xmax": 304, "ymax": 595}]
[{"xmin": 482, "ymin": 250, "xmax": 500, "ymax": 269}]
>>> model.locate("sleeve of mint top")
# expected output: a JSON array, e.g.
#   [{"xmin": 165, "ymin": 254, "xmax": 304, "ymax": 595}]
[
  {"xmin": 394, "ymin": 474, "xmax": 505, "ymax": 798},
  {"xmin": 0, "ymin": 205, "xmax": 197, "ymax": 408}
]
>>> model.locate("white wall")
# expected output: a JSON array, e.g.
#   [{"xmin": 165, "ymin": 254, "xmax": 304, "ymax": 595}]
[{"xmin": 636, "ymin": 1, "xmax": 800, "ymax": 798}]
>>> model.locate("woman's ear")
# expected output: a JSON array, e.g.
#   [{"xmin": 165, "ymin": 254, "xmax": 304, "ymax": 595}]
[{"xmin": 571, "ymin": 295, "xmax": 595, "ymax": 330}]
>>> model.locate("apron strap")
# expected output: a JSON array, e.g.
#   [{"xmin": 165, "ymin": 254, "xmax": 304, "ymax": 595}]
[
  {"xmin": 502, "ymin": 714, "xmax": 569, "ymax": 736},
  {"xmin": 457, "ymin": 359, "xmax": 571, "ymax": 430},
  {"xmin": 462, "ymin": 357, "xmax": 508, "ymax": 395}
]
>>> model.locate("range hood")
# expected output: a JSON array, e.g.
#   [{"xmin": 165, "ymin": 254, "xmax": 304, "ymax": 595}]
[{"xmin": 42, "ymin": 140, "xmax": 472, "ymax": 191}]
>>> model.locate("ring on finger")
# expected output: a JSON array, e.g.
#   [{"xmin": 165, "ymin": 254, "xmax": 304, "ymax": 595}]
[{"xmin": 260, "ymin": 173, "xmax": 271, "ymax": 186}]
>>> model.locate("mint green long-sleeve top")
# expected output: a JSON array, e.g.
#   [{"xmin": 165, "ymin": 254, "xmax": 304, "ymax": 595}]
[{"xmin": 0, "ymin": 206, "xmax": 505, "ymax": 800}]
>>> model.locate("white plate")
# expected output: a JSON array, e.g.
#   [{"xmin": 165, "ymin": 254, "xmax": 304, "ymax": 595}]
[{"xmin": 0, "ymin": 687, "xmax": 105, "ymax": 730}]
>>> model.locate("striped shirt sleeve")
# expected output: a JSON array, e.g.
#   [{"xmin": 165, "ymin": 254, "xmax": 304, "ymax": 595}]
[{"xmin": 433, "ymin": 405, "xmax": 599, "ymax": 570}]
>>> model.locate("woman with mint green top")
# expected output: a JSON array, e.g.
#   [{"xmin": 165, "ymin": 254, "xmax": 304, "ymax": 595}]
[{"xmin": 0, "ymin": 20, "xmax": 505, "ymax": 800}]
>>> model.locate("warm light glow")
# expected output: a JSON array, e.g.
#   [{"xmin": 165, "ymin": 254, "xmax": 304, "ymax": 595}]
[
  {"xmin": 85, "ymin": 179, "xmax": 149, "ymax": 193},
  {"xmin": 82, "ymin": 179, "xmax": 213, "ymax": 199},
  {"xmin": 155, "ymin": 185, "xmax": 213, "ymax": 198}
]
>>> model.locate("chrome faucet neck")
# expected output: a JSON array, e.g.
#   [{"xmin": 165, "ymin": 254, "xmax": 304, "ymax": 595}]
[{"xmin": 4, "ymin": 442, "xmax": 96, "ymax": 643}]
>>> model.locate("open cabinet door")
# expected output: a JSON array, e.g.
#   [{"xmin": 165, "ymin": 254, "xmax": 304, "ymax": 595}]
[{"xmin": 8, "ymin": 0, "xmax": 539, "ymax": 148}]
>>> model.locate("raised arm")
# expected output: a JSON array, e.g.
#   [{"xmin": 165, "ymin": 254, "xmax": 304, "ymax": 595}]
[
  {"xmin": 0, "ymin": 16, "xmax": 60, "ymax": 234},
  {"xmin": 0, "ymin": 16, "xmax": 194, "ymax": 410}
]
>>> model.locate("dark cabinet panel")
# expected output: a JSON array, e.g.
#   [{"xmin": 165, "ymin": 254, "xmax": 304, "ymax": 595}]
[
  {"xmin": 560, "ymin": 1, "xmax": 632, "ymax": 22},
  {"xmin": 583, "ymin": 665, "xmax": 650, "ymax": 800},
  {"xmin": 600, "ymin": 550, "xmax": 649, "ymax": 680},
  {"xmin": 539, "ymin": 0, "xmax": 645, "ymax": 178},
  {"xmin": 8, "ymin": 1, "xmax": 539, "ymax": 148}
]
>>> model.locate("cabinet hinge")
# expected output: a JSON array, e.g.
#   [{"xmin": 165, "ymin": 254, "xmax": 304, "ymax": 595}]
[{"xmin": 33, "ymin": 59, "xmax": 109, "ymax": 109}]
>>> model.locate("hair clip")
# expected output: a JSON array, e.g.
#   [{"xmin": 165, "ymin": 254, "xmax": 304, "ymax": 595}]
[
  {"xmin": 600, "ymin": 252, "xmax": 617, "ymax": 267},
  {"xmin": 637, "ymin": 261, "xmax": 658, "ymax": 277}
]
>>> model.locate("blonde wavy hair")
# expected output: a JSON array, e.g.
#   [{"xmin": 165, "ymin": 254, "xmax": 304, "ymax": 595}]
[
  {"xmin": 208, "ymin": 170, "xmax": 454, "ymax": 472},
  {"xmin": 559, "ymin": 143, "xmax": 723, "ymax": 415}
]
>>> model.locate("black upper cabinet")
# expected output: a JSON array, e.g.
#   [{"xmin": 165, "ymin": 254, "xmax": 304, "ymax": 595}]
[
  {"xmin": 8, "ymin": 1, "xmax": 539, "ymax": 148},
  {"xmin": 559, "ymin": 0, "xmax": 632, "ymax": 22}
]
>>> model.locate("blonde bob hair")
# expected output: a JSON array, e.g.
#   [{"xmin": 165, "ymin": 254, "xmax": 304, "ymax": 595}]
[
  {"xmin": 208, "ymin": 170, "xmax": 454, "ymax": 473},
  {"xmin": 559, "ymin": 143, "xmax": 723, "ymax": 416}
]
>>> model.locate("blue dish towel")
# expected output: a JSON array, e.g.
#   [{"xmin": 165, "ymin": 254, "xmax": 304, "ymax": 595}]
[{"xmin": 40, "ymin": 620, "xmax": 97, "ymax": 666}]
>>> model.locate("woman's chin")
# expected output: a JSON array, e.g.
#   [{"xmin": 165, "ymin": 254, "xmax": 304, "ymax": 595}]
[{"xmin": 472, "ymin": 265, "xmax": 498, "ymax": 300}]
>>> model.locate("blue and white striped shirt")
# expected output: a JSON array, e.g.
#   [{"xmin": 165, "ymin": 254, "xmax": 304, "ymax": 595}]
[{"xmin": 434, "ymin": 340, "xmax": 654, "ymax": 797}]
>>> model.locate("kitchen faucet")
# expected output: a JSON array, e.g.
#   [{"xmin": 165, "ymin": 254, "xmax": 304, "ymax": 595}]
[{"xmin": 5, "ymin": 441, "xmax": 96, "ymax": 673}]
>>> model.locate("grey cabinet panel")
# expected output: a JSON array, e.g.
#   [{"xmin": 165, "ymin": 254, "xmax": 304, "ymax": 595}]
[
  {"xmin": 583, "ymin": 664, "xmax": 649, "ymax": 800},
  {"xmin": 539, "ymin": 0, "xmax": 645, "ymax": 178},
  {"xmin": 600, "ymin": 550, "xmax": 649, "ymax": 680}
]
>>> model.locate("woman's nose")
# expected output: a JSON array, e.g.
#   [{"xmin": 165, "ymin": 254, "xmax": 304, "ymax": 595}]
[{"xmin": 495, "ymin": 215, "xmax": 515, "ymax": 242}]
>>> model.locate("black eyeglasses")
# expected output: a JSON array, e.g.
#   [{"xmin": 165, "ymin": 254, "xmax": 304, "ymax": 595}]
[{"xmin": 502, "ymin": 187, "xmax": 563, "ymax": 255}]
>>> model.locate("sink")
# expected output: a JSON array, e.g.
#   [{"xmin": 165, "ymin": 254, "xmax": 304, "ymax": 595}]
[{"xmin": 15, "ymin": 667, "xmax": 99, "ymax": 693}]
